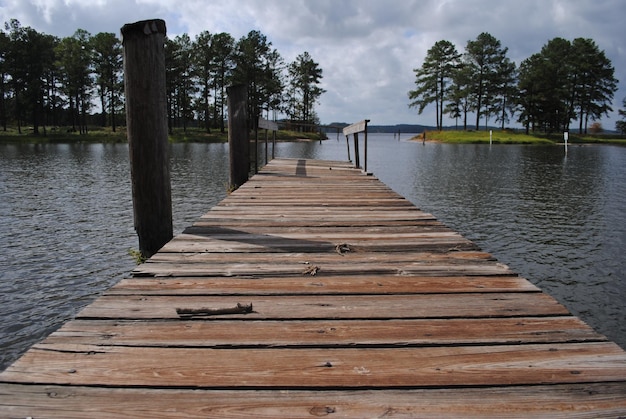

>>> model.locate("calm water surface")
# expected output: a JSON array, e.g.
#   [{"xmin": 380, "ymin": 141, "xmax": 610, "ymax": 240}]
[{"xmin": 1, "ymin": 135, "xmax": 625, "ymax": 370}]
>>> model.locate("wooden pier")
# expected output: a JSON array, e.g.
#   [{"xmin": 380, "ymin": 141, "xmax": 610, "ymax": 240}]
[{"xmin": 1, "ymin": 158, "xmax": 625, "ymax": 417}]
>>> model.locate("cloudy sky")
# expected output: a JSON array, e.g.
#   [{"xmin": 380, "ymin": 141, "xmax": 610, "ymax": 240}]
[{"xmin": 2, "ymin": 0, "xmax": 624, "ymax": 129}]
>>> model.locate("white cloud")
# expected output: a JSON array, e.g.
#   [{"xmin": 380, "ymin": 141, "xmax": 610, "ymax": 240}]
[{"xmin": 1, "ymin": 0, "xmax": 624, "ymax": 128}]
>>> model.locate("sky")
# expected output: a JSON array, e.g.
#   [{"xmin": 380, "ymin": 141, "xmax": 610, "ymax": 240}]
[{"xmin": 1, "ymin": 0, "xmax": 625, "ymax": 129}]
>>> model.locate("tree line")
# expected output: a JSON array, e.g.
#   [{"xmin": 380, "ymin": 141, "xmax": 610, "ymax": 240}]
[
  {"xmin": 409, "ymin": 32, "xmax": 619, "ymax": 134},
  {"xmin": 0, "ymin": 19, "xmax": 325, "ymax": 135}
]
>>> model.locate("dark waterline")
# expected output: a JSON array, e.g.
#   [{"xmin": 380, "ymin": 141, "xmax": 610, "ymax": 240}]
[{"xmin": 1, "ymin": 137, "xmax": 624, "ymax": 371}]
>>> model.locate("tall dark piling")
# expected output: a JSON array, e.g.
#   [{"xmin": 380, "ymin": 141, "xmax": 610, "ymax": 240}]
[
  {"xmin": 122, "ymin": 19, "xmax": 172, "ymax": 258},
  {"xmin": 227, "ymin": 84, "xmax": 249, "ymax": 190}
]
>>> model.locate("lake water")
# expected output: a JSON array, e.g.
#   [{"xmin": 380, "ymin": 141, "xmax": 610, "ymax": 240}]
[{"xmin": 1, "ymin": 134, "xmax": 625, "ymax": 371}]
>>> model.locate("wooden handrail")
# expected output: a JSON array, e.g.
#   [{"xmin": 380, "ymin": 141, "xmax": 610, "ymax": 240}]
[
  {"xmin": 257, "ymin": 117, "xmax": 278, "ymax": 166},
  {"xmin": 258, "ymin": 117, "xmax": 278, "ymax": 131},
  {"xmin": 342, "ymin": 119, "xmax": 370, "ymax": 172}
]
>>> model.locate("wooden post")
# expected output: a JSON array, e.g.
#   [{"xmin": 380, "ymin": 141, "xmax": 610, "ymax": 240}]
[
  {"xmin": 353, "ymin": 132, "xmax": 360, "ymax": 169},
  {"xmin": 254, "ymin": 125, "xmax": 259, "ymax": 174},
  {"xmin": 122, "ymin": 19, "xmax": 172, "ymax": 259},
  {"xmin": 227, "ymin": 84, "xmax": 249, "ymax": 189},
  {"xmin": 272, "ymin": 130, "xmax": 276, "ymax": 160},
  {"xmin": 264, "ymin": 129, "xmax": 269, "ymax": 165},
  {"xmin": 363, "ymin": 120, "xmax": 368, "ymax": 173}
]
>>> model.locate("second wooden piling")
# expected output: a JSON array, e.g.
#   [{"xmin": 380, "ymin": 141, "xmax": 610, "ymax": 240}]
[{"xmin": 227, "ymin": 84, "xmax": 249, "ymax": 190}]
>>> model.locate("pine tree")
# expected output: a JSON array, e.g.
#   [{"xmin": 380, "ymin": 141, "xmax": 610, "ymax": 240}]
[
  {"xmin": 287, "ymin": 51, "xmax": 325, "ymax": 130},
  {"xmin": 409, "ymin": 40, "xmax": 460, "ymax": 130},
  {"xmin": 464, "ymin": 32, "xmax": 510, "ymax": 130}
]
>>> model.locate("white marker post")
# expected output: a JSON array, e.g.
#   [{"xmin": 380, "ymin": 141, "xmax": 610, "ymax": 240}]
[
  {"xmin": 489, "ymin": 130, "xmax": 493, "ymax": 145},
  {"xmin": 564, "ymin": 131, "xmax": 569, "ymax": 154}
]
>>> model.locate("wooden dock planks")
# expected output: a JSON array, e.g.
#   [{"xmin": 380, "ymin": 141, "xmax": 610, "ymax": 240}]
[{"xmin": 1, "ymin": 157, "xmax": 625, "ymax": 418}]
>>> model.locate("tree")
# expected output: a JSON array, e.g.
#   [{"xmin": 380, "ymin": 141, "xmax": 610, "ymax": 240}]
[
  {"xmin": 464, "ymin": 32, "xmax": 510, "ymax": 130},
  {"xmin": 165, "ymin": 34, "xmax": 196, "ymax": 133},
  {"xmin": 210, "ymin": 33, "xmax": 234, "ymax": 133},
  {"xmin": 55, "ymin": 29, "xmax": 93, "ymax": 134},
  {"xmin": 176, "ymin": 34, "xmax": 195, "ymax": 132},
  {"xmin": 191, "ymin": 31, "xmax": 235, "ymax": 133},
  {"xmin": 287, "ymin": 51, "xmax": 325, "ymax": 130},
  {"xmin": 192, "ymin": 30, "xmax": 214, "ymax": 132},
  {"xmin": 446, "ymin": 63, "xmax": 473, "ymax": 130},
  {"xmin": 516, "ymin": 38, "xmax": 573, "ymax": 133},
  {"xmin": 5, "ymin": 19, "xmax": 30, "ymax": 133},
  {"xmin": 232, "ymin": 30, "xmax": 284, "ymax": 129},
  {"xmin": 4, "ymin": 20, "xmax": 57, "ymax": 134},
  {"xmin": 535, "ymin": 38, "xmax": 574, "ymax": 133},
  {"xmin": 37, "ymin": 33, "xmax": 58, "ymax": 133},
  {"xmin": 0, "ymin": 23, "xmax": 328, "ymax": 134},
  {"xmin": 570, "ymin": 38, "xmax": 617, "ymax": 134},
  {"xmin": 492, "ymin": 57, "xmax": 517, "ymax": 130},
  {"xmin": 515, "ymin": 37, "xmax": 617, "ymax": 134},
  {"xmin": 262, "ymin": 48, "xmax": 284, "ymax": 121},
  {"xmin": 91, "ymin": 32, "xmax": 122, "ymax": 131},
  {"xmin": 616, "ymin": 97, "xmax": 626, "ymax": 134},
  {"xmin": 409, "ymin": 40, "xmax": 460, "ymax": 130},
  {"xmin": 516, "ymin": 54, "xmax": 542, "ymax": 134}
]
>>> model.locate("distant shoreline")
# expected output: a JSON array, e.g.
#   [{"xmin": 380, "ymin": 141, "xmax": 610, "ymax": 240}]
[
  {"xmin": 2, "ymin": 127, "xmax": 624, "ymax": 146},
  {"xmin": 407, "ymin": 130, "xmax": 626, "ymax": 145},
  {"xmin": 0, "ymin": 127, "xmax": 325, "ymax": 144}
]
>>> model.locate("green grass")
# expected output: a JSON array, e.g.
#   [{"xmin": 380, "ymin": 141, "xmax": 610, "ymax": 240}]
[
  {"xmin": 167, "ymin": 128, "xmax": 228, "ymax": 143},
  {"xmin": 535, "ymin": 132, "xmax": 626, "ymax": 145},
  {"xmin": 272, "ymin": 130, "xmax": 324, "ymax": 141},
  {"xmin": 0, "ymin": 126, "xmax": 326, "ymax": 144},
  {"xmin": 413, "ymin": 130, "xmax": 553, "ymax": 144},
  {"xmin": 127, "ymin": 248, "xmax": 147, "ymax": 265},
  {"xmin": 412, "ymin": 129, "xmax": 626, "ymax": 145},
  {"xmin": 3, "ymin": 125, "xmax": 622, "ymax": 145},
  {"xmin": 0, "ymin": 126, "xmax": 128, "ymax": 143}
]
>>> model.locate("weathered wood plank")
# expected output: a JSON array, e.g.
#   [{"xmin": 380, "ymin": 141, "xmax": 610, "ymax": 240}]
[
  {"xmin": 192, "ymin": 218, "xmax": 440, "ymax": 228},
  {"xmin": 215, "ymin": 200, "xmax": 416, "ymax": 208},
  {"xmin": 131, "ymin": 259, "xmax": 513, "ymax": 277},
  {"xmin": 3, "ymin": 343, "xmax": 625, "ymax": 388},
  {"xmin": 42, "ymin": 317, "xmax": 604, "ymax": 347},
  {"xmin": 108, "ymin": 274, "xmax": 539, "ymax": 295},
  {"xmin": 156, "ymin": 232, "xmax": 481, "ymax": 254},
  {"xmin": 171, "ymin": 230, "xmax": 466, "ymax": 241},
  {"xmin": 3, "ymin": 383, "xmax": 625, "ymax": 419},
  {"xmin": 146, "ymin": 250, "xmax": 495, "ymax": 266},
  {"xmin": 75, "ymin": 293, "xmax": 569, "ymax": 320},
  {"xmin": 223, "ymin": 188, "xmax": 403, "ymax": 196},
  {"xmin": 212, "ymin": 205, "xmax": 423, "ymax": 212}
]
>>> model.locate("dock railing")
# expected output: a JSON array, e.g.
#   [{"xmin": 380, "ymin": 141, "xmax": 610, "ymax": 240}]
[
  {"xmin": 343, "ymin": 119, "xmax": 370, "ymax": 173},
  {"xmin": 257, "ymin": 117, "xmax": 279, "ymax": 169}
]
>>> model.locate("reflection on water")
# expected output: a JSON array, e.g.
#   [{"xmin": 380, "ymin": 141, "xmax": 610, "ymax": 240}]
[{"xmin": 0, "ymin": 137, "xmax": 625, "ymax": 371}]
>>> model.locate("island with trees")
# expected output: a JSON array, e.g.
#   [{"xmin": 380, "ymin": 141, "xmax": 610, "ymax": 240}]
[{"xmin": 409, "ymin": 32, "xmax": 625, "ymax": 142}]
